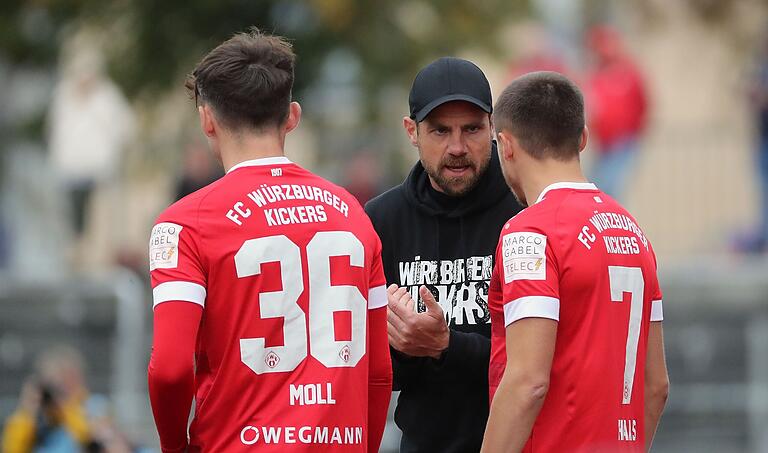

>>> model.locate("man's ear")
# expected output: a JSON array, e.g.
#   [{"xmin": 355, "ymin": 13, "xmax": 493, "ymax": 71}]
[
  {"xmin": 199, "ymin": 105, "xmax": 217, "ymax": 138},
  {"xmin": 578, "ymin": 126, "xmax": 589, "ymax": 153},
  {"xmin": 284, "ymin": 102, "xmax": 302, "ymax": 134},
  {"xmin": 497, "ymin": 130, "xmax": 516, "ymax": 162},
  {"xmin": 403, "ymin": 116, "xmax": 418, "ymax": 148}
]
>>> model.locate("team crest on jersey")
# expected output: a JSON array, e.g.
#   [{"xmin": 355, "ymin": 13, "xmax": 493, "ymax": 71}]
[
  {"xmin": 264, "ymin": 351, "xmax": 280, "ymax": 369},
  {"xmin": 339, "ymin": 345, "xmax": 351, "ymax": 363},
  {"xmin": 502, "ymin": 232, "xmax": 547, "ymax": 283},
  {"xmin": 149, "ymin": 222, "xmax": 182, "ymax": 271}
]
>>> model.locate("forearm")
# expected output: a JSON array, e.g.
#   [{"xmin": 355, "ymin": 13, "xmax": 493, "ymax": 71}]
[
  {"xmin": 644, "ymin": 387, "xmax": 668, "ymax": 451},
  {"xmin": 481, "ymin": 376, "xmax": 546, "ymax": 453},
  {"xmin": 148, "ymin": 302, "xmax": 202, "ymax": 453},
  {"xmin": 367, "ymin": 307, "xmax": 393, "ymax": 452},
  {"xmin": 148, "ymin": 361, "xmax": 195, "ymax": 452},
  {"xmin": 644, "ymin": 321, "xmax": 669, "ymax": 451},
  {"xmin": 367, "ymin": 378, "xmax": 391, "ymax": 452},
  {"xmin": 482, "ymin": 319, "xmax": 556, "ymax": 453}
]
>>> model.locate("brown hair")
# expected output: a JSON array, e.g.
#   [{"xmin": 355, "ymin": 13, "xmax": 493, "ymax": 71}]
[
  {"xmin": 493, "ymin": 71, "xmax": 585, "ymax": 160},
  {"xmin": 185, "ymin": 28, "xmax": 295, "ymax": 131}
]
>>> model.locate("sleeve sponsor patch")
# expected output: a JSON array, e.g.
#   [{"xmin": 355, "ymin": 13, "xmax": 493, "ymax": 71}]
[
  {"xmin": 149, "ymin": 222, "xmax": 183, "ymax": 271},
  {"xmin": 502, "ymin": 232, "xmax": 547, "ymax": 283}
]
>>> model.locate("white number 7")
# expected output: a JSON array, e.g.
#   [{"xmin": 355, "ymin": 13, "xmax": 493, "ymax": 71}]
[{"xmin": 608, "ymin": 266, "xmax": 644, "ymax": 405}]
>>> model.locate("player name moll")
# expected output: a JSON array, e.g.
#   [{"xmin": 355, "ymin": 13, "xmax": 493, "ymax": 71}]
[{"xmin": 289, "ymin": 382, "xmax": 336, "ymax": 406}]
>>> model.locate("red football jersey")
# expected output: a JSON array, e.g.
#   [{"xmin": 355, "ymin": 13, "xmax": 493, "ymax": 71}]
[
  {"xmin": 149, "ymin": 157, "xmax": 387, "ymax": 451},
  {"xmin": 488, "ymin": 182, "xmax": 663, "ymax": 452}
]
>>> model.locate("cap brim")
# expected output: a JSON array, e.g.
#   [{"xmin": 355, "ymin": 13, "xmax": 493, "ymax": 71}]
[{"xmin": 413, "ymin": 94, "xmax": 492, "ymax": 122}]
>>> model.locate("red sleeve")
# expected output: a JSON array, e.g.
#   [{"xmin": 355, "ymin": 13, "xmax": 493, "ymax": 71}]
[
  {"xmin": 366, "ymin": 237, "xmax": 391, "ymax": 452},
  {"xmin": 367, "ymin": 305, "xmax": 391, "ymax": 452},
  {"xmin": 147, "ymin": 301, "xmax": 202, "ymax": 453},
  {"xmin": 499, "ymin": 225, "xmax": 561, "ymax": 327},
  {"xmin": 148, "ymin": 208, "xmax": 207, "ymax": 452},
  {"xmin": 149, "ymin": 214, "xmax": 207, "ymax": 310}
]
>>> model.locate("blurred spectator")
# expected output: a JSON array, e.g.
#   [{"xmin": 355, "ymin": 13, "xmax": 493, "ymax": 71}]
[
  {"xmin": 584, "ymin": 25, "xmax": 648, "ymax": 202},
  {"xmin": 48, "ymin": 37, "xmax": 135, "ymax": 238},
  {"xmin": 174, "ymin": 141, "xmax": 223, "ymax": 201},
  {"xmin": 343, "ymin": 151, "xmax": 383, "ymax": 205},
  {"xmin": 2, "ymin": 347, "xmax": 90, "ymax": 452},
  {"xmin": 737, "ymin": 34, "xmax": 768, "ymax": 253},
  {"xmin": 1, "ymin": 346, "xmax": 148, "ymax": 453}
]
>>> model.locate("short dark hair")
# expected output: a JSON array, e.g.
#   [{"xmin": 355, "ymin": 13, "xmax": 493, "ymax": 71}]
[
  {"xmin": 493, "ymin": 71, "xmax": 585, "ymax": 160},
  {"xmin": 185, "ymin": 28, "xmax": 295, "ymax": 131}
]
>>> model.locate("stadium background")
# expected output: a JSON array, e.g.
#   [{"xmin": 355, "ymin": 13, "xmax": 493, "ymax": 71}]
[{"xmin": 0, "ymin": 0, "xmax": 767, "ymax": 451}]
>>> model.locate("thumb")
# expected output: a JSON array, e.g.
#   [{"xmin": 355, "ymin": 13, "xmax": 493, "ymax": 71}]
[{"xmin": 419, "ymin": 285, "xmax": 442, "ymax": 314}]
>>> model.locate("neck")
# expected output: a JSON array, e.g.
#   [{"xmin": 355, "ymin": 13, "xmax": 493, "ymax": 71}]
[
  {"xmin": 522, "ymin": 158, "xmax": 587, "ymax": 205},
  {"xmin": 220, "ymin": 129, "xmax": 286, "ymax": 172}
]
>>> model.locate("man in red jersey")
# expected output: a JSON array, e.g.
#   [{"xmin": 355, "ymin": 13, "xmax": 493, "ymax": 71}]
[
  {"xmin": 147, "ymin": 29, "xmax": 391, "ymax": 453},
  {"xmin": 481, "ymin": 72, "xmax": 669, "ymax": 453}
]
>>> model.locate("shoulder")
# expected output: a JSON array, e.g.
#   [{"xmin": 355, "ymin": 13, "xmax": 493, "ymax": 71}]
[
  {"xmin": 495, "ymin": 199, "xmax": 566, "ymax": 258},
  {"xmin": 502, "ymin": 200, "xmax": 559, "ymax": 233}
]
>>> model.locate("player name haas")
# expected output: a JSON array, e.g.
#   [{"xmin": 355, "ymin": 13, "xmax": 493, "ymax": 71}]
[{"xmin": 289, "ymin": 383, "xmax": 335, "ymax": 406}]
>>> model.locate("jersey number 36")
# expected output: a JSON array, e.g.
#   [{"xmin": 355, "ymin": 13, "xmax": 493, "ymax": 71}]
[{"xmin": 234, "ymin": 231, "xmax": 367, "ymax": 375}]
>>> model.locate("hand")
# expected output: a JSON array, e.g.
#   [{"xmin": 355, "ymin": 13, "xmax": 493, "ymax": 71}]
[
  {"xmin": 18, "ymin": 379, "xmax": 42, "ymax": 416},
  {"xmin": 387, "ymin": 284, "xmax": 449, "ymax": 359}
]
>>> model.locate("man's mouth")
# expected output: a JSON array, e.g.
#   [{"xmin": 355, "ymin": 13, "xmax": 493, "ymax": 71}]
[{"xmin": 443, "ymin": 165, "xmax": 471, "ymax": 176}]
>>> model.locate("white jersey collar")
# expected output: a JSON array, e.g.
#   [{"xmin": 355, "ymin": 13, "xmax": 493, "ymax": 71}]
[
  {"xmin": 535, "ymin": 181, "xmax": 598, "ymax": 204},
  {"xmin": 227, "ymin": 156, "xmax": 292, "ymax": 173}
]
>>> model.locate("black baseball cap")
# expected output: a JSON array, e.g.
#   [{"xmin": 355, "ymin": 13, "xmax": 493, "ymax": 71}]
[{"xmin": 409, "ymin": 57, "xmax": 492, "ymax": 122}]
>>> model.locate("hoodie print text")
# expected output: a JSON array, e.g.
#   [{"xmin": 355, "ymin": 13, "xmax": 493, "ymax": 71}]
[{"xmin": 398, "ymin": 254, "xmax": 493, "ymax": 326}]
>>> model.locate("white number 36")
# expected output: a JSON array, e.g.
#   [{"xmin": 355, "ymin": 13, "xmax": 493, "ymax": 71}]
[{"xmin": 234, "ymin": 231, "xmax": 368, "ymax": 374}]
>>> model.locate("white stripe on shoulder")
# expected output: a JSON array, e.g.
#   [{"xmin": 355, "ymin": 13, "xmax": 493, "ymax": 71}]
[
  {"xmin": 153, "ymin": 281, "xmax": 207, "ymax": 309},
  {"xmin": 368, "ymin": 285, "xmax": 387, "ymax": 309},
  {"xmin": 503, "ymin": 296, "xmax": 560, "ymax": 327},
  {"xmin": 650, "ymin": 299, "xmax": 663, "ymax": 322}
]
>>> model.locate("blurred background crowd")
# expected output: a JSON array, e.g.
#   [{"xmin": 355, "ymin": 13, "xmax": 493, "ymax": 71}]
[{"xmin": 0, "ymin": 0, "xmax": 767, "ymax": 452}]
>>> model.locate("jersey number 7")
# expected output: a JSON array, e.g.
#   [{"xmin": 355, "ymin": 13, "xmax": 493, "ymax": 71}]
[
  {"xmin": 234, "ymin": 231, "xmax": 367, "ymax": 375},
  {"xmin": 608, "ymin": 266, "xmax": 644, "ymax": 405}
]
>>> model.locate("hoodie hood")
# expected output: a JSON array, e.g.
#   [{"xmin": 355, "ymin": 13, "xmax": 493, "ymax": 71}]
[{"xmin": 403, "ymin": 142, "xmax": 510, "ymax": 218}]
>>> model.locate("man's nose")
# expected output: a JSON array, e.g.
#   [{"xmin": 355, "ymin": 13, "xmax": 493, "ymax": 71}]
[{"xmin": 446, "ymin": 130, "xmax": 467, "ymax": 155}]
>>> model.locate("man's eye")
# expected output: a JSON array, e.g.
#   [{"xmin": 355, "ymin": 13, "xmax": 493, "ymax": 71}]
[
  {"xmin": 433, "ymin": 128, "xmax": 449, "ymax": 135},
  {"xmin": 466, "ymin": 126, "xmax": 480, "ymax": 133}
]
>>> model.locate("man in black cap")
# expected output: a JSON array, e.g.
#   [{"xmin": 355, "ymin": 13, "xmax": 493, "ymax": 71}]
[{"xmin": 365, "ymin": 58, "xmax": 523, "ymax": 452}]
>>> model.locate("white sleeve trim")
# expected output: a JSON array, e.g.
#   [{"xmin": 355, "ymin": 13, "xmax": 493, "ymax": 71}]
[
  {"xmin": 503, "ymin": 296, "xmax": 560, "ymax": 327},
  {"xmin": 368, "ymin": 285, "xmax": 387, "ymax": 309},
  {"xmin": 650, "ymin": 299, "xmax": 663, "ymax": 322},
  {"xmin": 153, "ymin": 281, "xmax": 206, "ymax": 309}
]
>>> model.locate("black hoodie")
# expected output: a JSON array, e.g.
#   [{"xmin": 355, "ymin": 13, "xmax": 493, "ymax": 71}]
[{"xmin": 365, "ymin": 148, "xmax": 523, "ymax": 453}]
